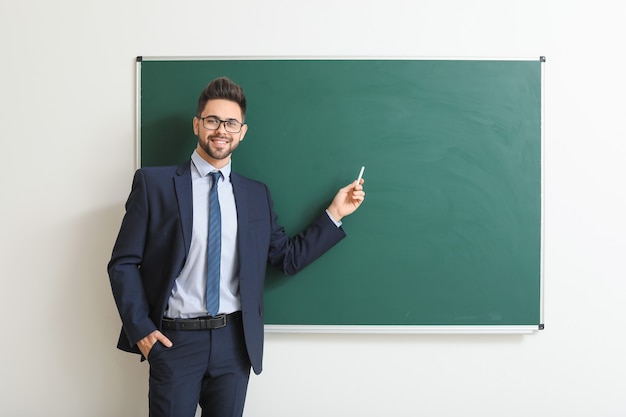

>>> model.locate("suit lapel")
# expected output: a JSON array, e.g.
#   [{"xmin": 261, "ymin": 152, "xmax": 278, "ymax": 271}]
[
  {"xmin": 174, "ymin": 162, "xmax": 193, "ymax": 255},
  {"xmin": 231, "ymin": 172, "xmax": 249, "ymax": 251}
]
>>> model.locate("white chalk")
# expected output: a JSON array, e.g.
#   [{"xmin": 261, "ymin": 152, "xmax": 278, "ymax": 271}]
[{"xmin": 356, "ymin": 166, "xmax": 365, "ymax": 184}]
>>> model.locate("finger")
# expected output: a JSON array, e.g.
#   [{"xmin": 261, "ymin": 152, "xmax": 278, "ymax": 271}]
[
  {"xmin": 348, "ymin": 182, "xmax": 362, "ymax": 191},
  {"xmin": 157, "ymin": 333, "xmax": 173, "ymax": 348}
]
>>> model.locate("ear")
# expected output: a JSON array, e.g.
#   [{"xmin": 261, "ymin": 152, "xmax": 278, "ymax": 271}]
[
  {"xmin": 193, "ymin": 117, "xmax": 199, "ymax": 135},
  {"xmin": 239, "ymin": 123, "xmax": 248, "ymax": 141}
]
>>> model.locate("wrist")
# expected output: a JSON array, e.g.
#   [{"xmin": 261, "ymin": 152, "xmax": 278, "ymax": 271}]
[{"xmin": 326, "ymin": 206, "xmax": 342, "ymax": 223}]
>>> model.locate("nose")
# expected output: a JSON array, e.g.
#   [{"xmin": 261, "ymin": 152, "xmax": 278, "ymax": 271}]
[{"xmin": 216, "ymin": 121, "xmax": 228, "ymax": 133}]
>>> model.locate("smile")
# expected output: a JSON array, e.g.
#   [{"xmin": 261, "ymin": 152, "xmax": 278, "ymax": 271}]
[{"xmin": 210, "ymin": 136, "xmax": 230, "ymax": 145}]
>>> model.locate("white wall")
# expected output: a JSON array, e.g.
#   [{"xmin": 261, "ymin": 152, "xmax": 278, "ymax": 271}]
[{"xmin": 1, "ymin": 1, "xmax": 624, "ymax": 416}]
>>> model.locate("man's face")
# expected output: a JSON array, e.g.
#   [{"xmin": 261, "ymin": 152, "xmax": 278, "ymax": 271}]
[{"xmin": 193, "ymin": 99, "xmax": 248, "ymax": 168}]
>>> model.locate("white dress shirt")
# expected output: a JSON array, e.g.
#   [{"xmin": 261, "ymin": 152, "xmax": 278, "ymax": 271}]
[{"xmin": 165, "ymin": 151, "xmax": 240, "ymax": 318}]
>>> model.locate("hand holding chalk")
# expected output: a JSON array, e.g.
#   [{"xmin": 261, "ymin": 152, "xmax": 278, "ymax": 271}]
[{"xmin": 326, "ymin": 166, "xmax": 366, "ymax": 222}]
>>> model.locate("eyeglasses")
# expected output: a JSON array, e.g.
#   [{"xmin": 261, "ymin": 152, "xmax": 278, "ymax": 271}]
[{"xmin": 198, "ymin": 116, "xmax": 245, "ymax": 133}]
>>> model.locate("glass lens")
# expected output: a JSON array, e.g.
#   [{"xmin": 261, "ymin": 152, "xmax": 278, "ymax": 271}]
[
  {"xmin": 225, "ymin": 120, "xmax": 241, "ymax": 132},
  {"xmin": 203, "ymin": 117, "xmax": 220, "ymax": 130}
]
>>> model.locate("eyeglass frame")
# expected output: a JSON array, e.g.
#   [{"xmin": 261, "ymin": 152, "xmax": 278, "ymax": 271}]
[{"xmin": 197, "ymin": 115, "xmax": 245, "ymax": 133}]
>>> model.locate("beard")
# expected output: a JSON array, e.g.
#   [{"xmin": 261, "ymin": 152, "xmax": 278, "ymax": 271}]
[{"xmin": 199, "ymin": 134, "xmax": 236, "ymax": 161}]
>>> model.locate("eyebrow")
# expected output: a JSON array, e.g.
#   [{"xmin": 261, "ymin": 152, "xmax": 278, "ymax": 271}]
[{"xmin": 202, "ymin": 115, "xmax": 242, "ymax": 123}]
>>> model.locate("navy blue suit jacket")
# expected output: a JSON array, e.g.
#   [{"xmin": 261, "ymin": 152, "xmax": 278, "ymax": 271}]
[{"xmin": 108, "ymin": 161, "xmax": 346, "ymax": 374}]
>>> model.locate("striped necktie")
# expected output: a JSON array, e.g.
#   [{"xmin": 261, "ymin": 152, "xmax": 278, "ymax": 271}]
[{"xmin": 206, "ymin": 170, "xmax": 222, "ymax": 316}]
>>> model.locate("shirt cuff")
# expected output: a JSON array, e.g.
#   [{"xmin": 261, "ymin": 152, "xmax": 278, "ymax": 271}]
[{"xmin": 325, "ymin": 209, "xmax": 342, "ymax": 227}]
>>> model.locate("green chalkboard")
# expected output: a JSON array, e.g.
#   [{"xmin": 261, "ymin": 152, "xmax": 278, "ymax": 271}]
[{"xmin": 138, "ymin": 58, "xmax": 543, "ymax": 331}]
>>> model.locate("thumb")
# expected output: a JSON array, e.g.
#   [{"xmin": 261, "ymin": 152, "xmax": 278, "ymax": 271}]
[
  {"xmin": 348, "ymin": 178, "xmax": 364, "ymax": 190},
  {"xmin": 344, "ymin": 180, "xmax": 358, "ymax": 191}
]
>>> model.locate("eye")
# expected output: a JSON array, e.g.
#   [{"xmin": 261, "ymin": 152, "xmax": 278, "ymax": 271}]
[{"xmin": 226, "ymin": 119, "xmax": 240, "ymax": 129}]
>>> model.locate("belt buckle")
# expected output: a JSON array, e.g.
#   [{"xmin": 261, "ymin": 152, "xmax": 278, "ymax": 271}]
[{"xmin": 213, "ymin": 314, "xmax": 227, "ymax": 329}]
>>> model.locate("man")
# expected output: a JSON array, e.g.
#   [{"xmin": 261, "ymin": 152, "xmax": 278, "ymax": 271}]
[{"xmin": 108, "ymin": 77, "xmax": 365, "ymax": 417}]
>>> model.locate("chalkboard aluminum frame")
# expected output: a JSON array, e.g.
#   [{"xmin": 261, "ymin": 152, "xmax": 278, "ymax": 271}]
[{"xmin": 135, "ymin": 56, "xmax": 545, "ymax": 334}]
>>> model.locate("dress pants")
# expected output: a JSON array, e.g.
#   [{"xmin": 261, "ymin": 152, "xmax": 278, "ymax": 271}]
[{"xmin": 147, "ymin": 313, "xmax": 251, "ymax": 417}]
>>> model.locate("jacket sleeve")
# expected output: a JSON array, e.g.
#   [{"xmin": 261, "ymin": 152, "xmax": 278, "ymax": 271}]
[
  {"xmin": 265, "ymin": 186, "xmax": 347, "ymax": 275},
  {"xmin": 107, "ymin": 169, "xmax": 158, "ymax": 349}
]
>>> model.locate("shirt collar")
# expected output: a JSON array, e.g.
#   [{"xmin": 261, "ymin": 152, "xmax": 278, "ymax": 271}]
[{"xmin": 191, "ymin": 150, "xmax": 232, "ymax": 179}]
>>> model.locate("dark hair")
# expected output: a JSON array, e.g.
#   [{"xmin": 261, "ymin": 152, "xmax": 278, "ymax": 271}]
[{"xmin": 196, "ymin": 77, "xmax": 247, "ymax": 120}]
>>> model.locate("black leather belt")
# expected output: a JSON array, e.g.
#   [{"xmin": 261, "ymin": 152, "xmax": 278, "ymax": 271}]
[{"xmin": 161, "ymin": 311, "xmax": 241, "ymax": 331}]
